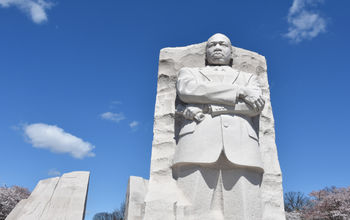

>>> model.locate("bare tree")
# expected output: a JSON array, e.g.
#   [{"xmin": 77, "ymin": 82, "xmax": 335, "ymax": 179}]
[
  {"xmin": 112, "ymin": 202, "xmax": 125, "ymax": 220},
  {"xmin": 93, "ymin": 202, "xmax": 125, "ymax": 220},
  {"xmin": 0, "ymin": 185, "xmax": 30, "ymax": 220},
  {"xmin": 284, "ymin": 191, "xmax": 310, "ymax": 212}
]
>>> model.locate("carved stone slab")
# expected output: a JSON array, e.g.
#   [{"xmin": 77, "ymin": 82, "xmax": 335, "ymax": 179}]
[
  {"xmin": 125, "ymin": 176, "xmax": 149, "ymax": 220},
  {"xmin": 6, "ymin": 171, "xmax": 90, "ymax": 220},
  {"xmin": 126, "ymin": 42, "xmax": 285, "ymax": 220}
]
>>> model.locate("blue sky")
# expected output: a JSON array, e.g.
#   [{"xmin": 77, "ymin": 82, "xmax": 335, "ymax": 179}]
[{"xmin": 1, "ymin": 0, "xmax": 350, "ymax": 219}]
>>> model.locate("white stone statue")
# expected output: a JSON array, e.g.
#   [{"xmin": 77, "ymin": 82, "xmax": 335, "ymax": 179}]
[
  {"xmin": 172, "ymin": 33, "xmax": 265, "ymax": 219},
  {"xmin": 124, "ymin": 33, "xmax": 286, "ymax": 220}
]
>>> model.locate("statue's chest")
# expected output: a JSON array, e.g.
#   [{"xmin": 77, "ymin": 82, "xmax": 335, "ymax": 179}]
[
  {"xmin": 198, "ymin": 69, "xmax": 247, "ymax": 85},
  {"xmin": 205, "ymin": 71, "xmax": 231, "ymax": 83}
]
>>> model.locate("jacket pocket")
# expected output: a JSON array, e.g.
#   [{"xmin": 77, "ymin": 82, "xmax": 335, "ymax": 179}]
[
  {"xmin": 179, "ymin": 121, "xmax": 196, "ymax": 136},
  {"xmin": 245, "ymin": 122, "xmax": 259, "ymax": 141}
]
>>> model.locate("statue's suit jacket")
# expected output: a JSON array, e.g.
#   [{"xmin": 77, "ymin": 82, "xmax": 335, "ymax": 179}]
[{"xmin": 173, "ymin": 66, "xmax": 264, "ymax": 171}]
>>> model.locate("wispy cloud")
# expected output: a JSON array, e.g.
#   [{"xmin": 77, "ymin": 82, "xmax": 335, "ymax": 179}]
[
  {"xmin": 109, "ymin": 100, "xmax": 122, "ymax": 109},
  {"xmin": 48, "ymin": 168, "xmax": 61, "ymax": 176},
  {"xmin": 129, "ymin": 121, "xmax": 139, "ymax": 128},
  {"xmin": 285, "ymin": 0, "xmax": 327, "ymax": 43},
  {"xmin": 23, "ymin": 123, "xmax": 95, "ymax": 159},
  {"xmin": 0, "ymin": 0, "xmax": 53, "ymax": 24},
  {"xmin": 100, "ymin": 112, "xmax": 126, "ymax": 123}
]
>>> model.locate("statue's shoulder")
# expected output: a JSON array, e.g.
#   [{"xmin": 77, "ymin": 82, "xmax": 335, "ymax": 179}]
[
  {"xmin": 236, "ymin": 69, "xmax": 255, "ymax": 81},
  {"xmin": 177, "ymin": 67, "xmax": 201, "ymax": 76},
  {"xmin": 236, "ymin": 69, "xmax": 252, "ymax": 76},
  {"xmin": 178, "ymin": 66, "xmax": 201, "ymax": 72}
]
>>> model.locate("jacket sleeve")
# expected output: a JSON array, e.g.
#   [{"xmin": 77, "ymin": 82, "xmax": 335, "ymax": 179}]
[
  {"xmin": 176, "ymin": 67, "xmax": 240, "ymax": 106},
  {"xmin": 246, "ymin": 74, "xmax": 262, "ymax": 100},
  {"xmin": 231, "ymin": 74, "xmax": 263, "ymax": 116}
]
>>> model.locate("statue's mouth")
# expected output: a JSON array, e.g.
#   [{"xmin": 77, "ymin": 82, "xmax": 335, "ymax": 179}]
[{"xmin": 212, "ymin": 52, "xmax": 224, "ymax": 57}]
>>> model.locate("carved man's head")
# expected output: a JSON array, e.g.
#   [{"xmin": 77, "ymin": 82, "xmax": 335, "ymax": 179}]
[{"xmin": 206, "ymin": 33, "xmax": 232, "ymax": 66}]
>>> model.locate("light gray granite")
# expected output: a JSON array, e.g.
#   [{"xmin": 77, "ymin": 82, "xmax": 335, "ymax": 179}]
[
  {"xmin": 6, "ymin": 171, "xmax": 90, "ymax": 220},
  {"xmin": 126, "ymin": 34, "xmax": 285, "ymax": 220},
  {"xmin": 125, "ymin": 176, "xmax": 148, "ymax": 220}
]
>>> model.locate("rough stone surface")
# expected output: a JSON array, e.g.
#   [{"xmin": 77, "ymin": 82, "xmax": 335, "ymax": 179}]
[
  {"xmin": 125, "ymin": 176, "xmax": 148, "ymax": 220},
  {"xmin": 126, "ymin": 42, "xmax": 285, "ymax": 220},
  {"xmin": 6, "ymin": 171, "xmax": 90, "ymax": 220}
]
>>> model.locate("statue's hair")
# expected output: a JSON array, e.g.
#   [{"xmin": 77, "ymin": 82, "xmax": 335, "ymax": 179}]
[{"xmin": 207, "ymin": 33, "xmax": 232, "ymax": 46}]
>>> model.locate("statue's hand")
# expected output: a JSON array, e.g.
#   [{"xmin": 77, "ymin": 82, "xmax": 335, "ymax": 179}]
[
  {"xmin": 244, "ymin": 95, "xmax": 265, "ymax": 113},
  {"xmin": 183, "ymin": 106, "xmax": 205, "ymax": 122},
  {"xmin": 239, "ymin": 88, "xmax": 265, "ymax": 113}
]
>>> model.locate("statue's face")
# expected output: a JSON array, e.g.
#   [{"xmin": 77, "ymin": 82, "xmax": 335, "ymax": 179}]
[{"xmin": 206, "ymin": 34, "xmax": 232, "ymax": 65}]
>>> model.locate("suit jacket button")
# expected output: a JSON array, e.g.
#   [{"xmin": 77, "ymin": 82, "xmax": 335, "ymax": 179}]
[{"xmin": 223, "ymin": 123, "xmax": 229, "ymax": 128}]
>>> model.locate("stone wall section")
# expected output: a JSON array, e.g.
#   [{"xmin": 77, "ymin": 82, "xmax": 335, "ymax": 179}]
[{"xmin": 6, "ymin": 171, "xmax": 90, "ymax": 220}]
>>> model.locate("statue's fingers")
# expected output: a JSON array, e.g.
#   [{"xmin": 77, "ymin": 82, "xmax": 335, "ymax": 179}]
[
  {"xmin": 260, "ymin": 97, "xmax": 266, "ymax": 106},
  {"xmin": 257, "ymin": 98, "xmax": 265, "ymax": 107},
  {"xmin": 246, "ymin": 99, "xmax": 257, "ymax": 109},
  {"xmin": 259, "ymin": 96, "xmax": 265, "ymax": 103},
  {"xmin": 246, "ymin": 96, "xmax": 255, "ymax": 104},
  {"xmin": 255, "ymin": 100, "xmax": 261, "ymax": 108},
  {"xmin": 183, "ymin": 109, "xmax": 188, "ymax": 117},
  {"xmin": 184, "ymin": 109, "xmax": 192, "ymax": 119},
  {"xmin": 194, "ymin": 113, "xmax": 205, "ymax": 122},
  {"xmin": 189, "ymin": 110, "xmax": 195, "ymax": 118},
  {"xmin": 254, "ymin": 100, "xmax": 261, "ymax": 112},
  {"xmin": 247, "ymin": 100, "xmax": 258, "ymax": 112}
]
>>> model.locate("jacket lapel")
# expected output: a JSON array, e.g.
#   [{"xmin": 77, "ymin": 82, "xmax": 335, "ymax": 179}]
[
  {"xmin": 230, "ymin": 68, "xmax": 240, "ymax": 84},
  {"xmin": 222, "ymin": 67, "xmax": 240, "ymax": 84},
  {"xmin": 198, "ymin": 68, "xmax": 212, "ymax": 81},
  {"xmin": 199, "ymin": 66, "xmax": 240, "ymax": 84}
]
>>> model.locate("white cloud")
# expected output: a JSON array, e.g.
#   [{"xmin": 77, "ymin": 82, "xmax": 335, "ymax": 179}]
[
  {"xmin": 129, "ymin": 121, "xmax": 139, "ymax": 128},
  {"xmin": 285, "ymin": 0, "xmax": 326, "ymax": 43},
  {"xmin": 0, "ymin": 0, "xmax": 53, "ymax": 24},
  {"xmin": 23, "ymin": 123, "xmax": 95, "ymax": 159},
  {"xmin": 100, "ymin": 112, "xmax": 125, "ymax": 123},
  {"xmin": 48, "ymin": 168, "xmax": 61, "ymax": 176}
]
